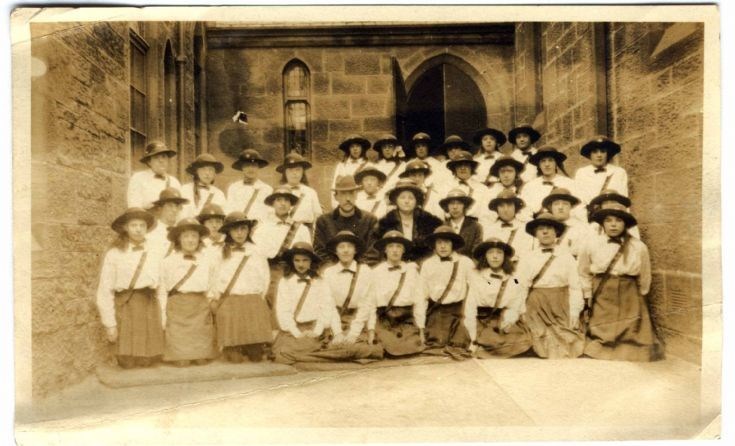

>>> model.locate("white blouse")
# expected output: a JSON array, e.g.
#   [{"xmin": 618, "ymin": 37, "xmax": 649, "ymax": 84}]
[
  {"xmin": 275, "ymin": 274, "xmax": 337, "ymax": 337},
  {"xmin": 157, "ymin": 249, "xmax": 217, "ymax": 326},
  {"xmin": 179, "ymin": 182, "xmax": 227, "ymax": 220},
  {"xmin": 210, "ymin": 242, "xmax": 270, "ymax": 298},
  {"xmin": 368, "ymin": 261, "xmax": 428, "ymax": 330},
  {"xmin": 577, "ymin": 233, "xmax": 652, "ymax": 298},
  {"xmin": 419, "ymin": 253, "xmax": 474, "ymax": 305},
  {"xmin": 225, "ymin": 179, "xmax": 274, "ymax": 221},
  {"xmin": 323, "ymin": 261, "xmax": 375, "ymax": 339},
  {"xmin": 284, "ymin": 184, "xmax": 322, "ymax": 225},
  {"xmin": 465, "ymin": 268, "xmax": 525, "ymax": 341}
]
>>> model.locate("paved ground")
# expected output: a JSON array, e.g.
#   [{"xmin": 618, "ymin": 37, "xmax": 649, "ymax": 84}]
[{"xmin": 15, "ymin": 356, "xmax": 716, "ymax": 444}]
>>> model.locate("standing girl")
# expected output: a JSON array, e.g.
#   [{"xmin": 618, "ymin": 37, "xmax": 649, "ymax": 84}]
[
  {"xmin": 197, "ymin": 203, "xmax": 227, "ymax": 251},
  {"xmin": 374, "ymin": 134, "xmax": 406, "ymax": 191},
  {"xmin": 331, "ymin": 135, "xmax": 371, "ymax": 208},
  {"xmin": 158, "ymin": 218, "xmax": 217, "ymax": 366},
  {"xmin": 96, "ymin": 208, "xmax": 165, "ymax": 368},
  {"xmin": 210, "ymin": 212, "xmax": 272, "ymax": 363},
  {"xmin": 180, "ymin": 154, "xmax": 227, "ymax": 219},
  {"xmin": 520, "ymin": 146, "xmax": 582, "ymax": 219},
  {"xmin": 472, "ymin": 127, "xmax": 507, "ymax": 187},
  {"xmin": 277, "ymin": 152, "xmax": 323, "ymax": 229}
]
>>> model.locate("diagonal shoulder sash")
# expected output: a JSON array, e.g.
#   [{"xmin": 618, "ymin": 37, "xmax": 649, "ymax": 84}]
[
  {"xmin": 223, "ymin": 254, "xmax": 250, "ymax": 296},
  {"xmin": 385, "ymin": 162, "xmax": 402, "ymax": 182},
  {"xmin": 599, "ymin": 173, "xmax": 614, "ymax": 194},
  {"xmin": 203, "ymin": 192, "xmax": 214, "ymax": 208},
  {"xmin": 424, "ymin": 185, "xmax": 433, "ymax": 204},
  {"xmin": 436, "ymin": 261, "xmax": 460, "ymax": 305},
  {"xmin": 277, "ymin": 222, "xmax": 302, "ymax": 257},
  {"xmin": 169, "ymin": 262, "xmax": 198, "ymax": 295},
  {"xmin": 530, "ymin": 254, "xmax": 556, "ymax": 288},
  {"xmin": 289, "ymin": 191, "xmax": 305, "ymax": 218},
  {"xmin": 507, "ymin": 228, "xmax": 519, "ymax": 246},
  {"xmin": 495, "ymin": 277, "xmax": 510, "ymax": 307},
  {"xmin": 384, "ymin": 271, "xmax": 407, "ymax": 312},
  {"xmin": 243, "ymin": 188, "xmax": 260, "ymax": 216},
  {"xmin": 293, "ymin": 280, "xmax": 314, "ymax": 321},
  {"xmin": 339, "ymin": 264, "xmax": 362, "ymax": 316},
  {"xmin": 370, "ymin": 199, "xmax": 381, "ymax": 215},
  {"xmin": 591, "ymin": 236, "xmax": 630, "ymax": 301},
  {"xmin": 127, "ymin": 251, "xmax": 148, "ymax": 290}
]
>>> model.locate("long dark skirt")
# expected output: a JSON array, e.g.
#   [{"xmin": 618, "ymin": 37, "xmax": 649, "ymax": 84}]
[
  {"xmin": 524, "ymin": 286, "xmax": 585, "ymax": 358},
  {"xmin": 475, "ymin": 307, "xmax": 533, "ymax": 358},
  {"xmin": 215, "ymin": 293, "xmax": 273, "ymax": 349},
  {"xmin": 164, "ymin": 292, "xmax": 217, "ymax": 361},
  {"xmin": 585, "ymin": 276, "xmax": 664, "ymax": 361},
  {"xmin": 274, "ymin": 319, "xmax": 384, "ymax": 364},
  {"xmin": 424, "ymin": 300, "xmax": 471, "ymax": 357},
  {"xmin": 374, "ymin": 305, "xmax": 425, "ymax": 357},
  {"xmin": 114, "ymin": 288, "xmax": 164, "ymax": 358}
]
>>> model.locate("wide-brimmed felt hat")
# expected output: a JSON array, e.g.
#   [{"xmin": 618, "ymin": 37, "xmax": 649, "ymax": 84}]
[
  {"xmin": 372, "ymin": 134, "xmax": 399, "ymax": 153},
  {"xmin": 489, "ymin": 189, "xmax": 525, "ymax": 211},
  {"xmin": 446, "ymin": 150, "xmax": 479, "ymax": 172},
  {"xmin": 232, "ymin": 149, "xmax": 268, "ymax": 170},
  {"xmin": 186, "ymin": 153, "xmax": 224, "ymax": 176},
  {"xmin": 439, "ymin": 135, "xmax": 474, "ymax": 155},
  {"xmin": 581, "ymin": 135, "xmax": 621, "ymax": 159},
  {"xmin": 473, "ymin": 238, "xmax": 514, "ymax": 262},
  {"xmin": 525, "ymin": 211, "xmax": 566, "ymax": 237},
  {"xmin": 489, "ymin": 155, "xmax": 525, "ymax": 178},
  {"xmin": 332, "ymin": 175, "xmax": 362, "ymax": 192},
  {"xmin": 374, "ymin": 230, "xmax": 413, "ymax": 252},
  {"xmin": 405, "ymin": 132, "xmax": 435, "ymax": 158},
  {"xmin": 282, "ymin": 241, "xmax": 320, "ymax": 265},
  {"xmin": 589, "ymin": 189, "xmax": 631, "ymax": 208},
  {"xmin": 219, "ymin": 211, "xmax": 258, "ymax": 234},
  {"xmin": 276, "ymin": 151, "xmax": 312, "ymax": 173},
  {"xmin": 196, "ymin": 203, "xmax": 226, "ymax": 223},
  {"xmin": 439, "ymin": 188, "xmax": 475, "ymax": 212},
  {"xmin": 387, "ymin": 178, "xmax": 424, "ymax": 205},
  {"xmin": 473, "ymin": 127, "xmax": 507, "ymax": 147},
  {"xmin": 111, "ymin": 207, "xmax": 156, "ymax": 234},
  {"xmin": 542, "ymin": 187, "xmax": 581, "ymax": 209},
  {"xmin": 152, "ymin": 187, "xmax": 189, "ymax": 207},
  {"xmin": 338, "ymin": 134, "xmax": 371, "ymax": 155},
  {"xmin": 399, "ymin": 159, "xmax": 432, "ymax": 178},
  {"xmin": 265, "ymin": 186, "xmax": 300, "ymax": 206},
  {"xmin": 424, "ymin": 225, "xmax": 465, "ymax": 250},
  {"xmin": 354, "ymin": 165, "xmax": 387, "ymax": 184},
  {"xmin": 139, "ymin": 140, "xmax": 177, "ymax": 163},
  {"xmin": 508, "ymin": 124, "xmax": 541, "ymax": 145},
  {"xmin": 326, "ymin": 230, "xmax": 365, "ymax": 255},
  {"xmin": 167, "ymin": 217, "xmax": 210, "ymax": 242},
  {"xmin": 591, "ymin": 203, "xmax": 637, "ymax": 228},
  {"xmin": 529, "ymin": 146, "xmax": 567, "ymax": 166}
]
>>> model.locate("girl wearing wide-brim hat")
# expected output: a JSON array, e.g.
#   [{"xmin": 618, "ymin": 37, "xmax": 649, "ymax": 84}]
[
  {"xmin": 515, "ymin": 212, "xmax": 585, "ymax": 359},
  {"xmin": 482, "ymin": 190, "xmax": 535, "ymax": 263},
  {"xmin": 472, "ymin": 127, "xmax": 507, "ymax": 186},
  {"xmin": 586, "ymin": 188, "xmax": 642, "ymax": 239},
  {"xmin": 507, "ymin": 124, "xmax": 541, "ymax": 184},
  {"xmin": 540, "ymin": 187, "xmax": 590, "ymax": 258},
  {"xmin": 575, "ymin": 135, "xmax": 629, "ymax": 206},
  {"xmin": 147, "ymin": 187, "xmax": 189, "ymax": 255},
  {"xmin": 444, "ymin": 151, "xmax": 494, "ymax": 221},
  {"xmin": 181, "ymin": 154, "xmax": 227, "ymax": 220},
  {"xmin": 486, "ymin": 155, "xmax": 526, "ymax": 200},
  {"xmin": 373, "ymin": 134, "xmax": 406, "ymax": 191},
  {"xmin": 158, "ymin": 218, "xmax": 218, "ymax": 366},
  {"xmin": 197, "ymin": 203, "xmax": 227, "ymax": 251},
  {"xmin": 96, "ymin": 208, "xmax": 165, "ymax": 369},
  {"xmin": 330, "ymin": 135, "xmax": 371, "ymax": 208},
  {"xmin": 399, "ymin": 159, "xmax": 445, "ymax": 220},
  {"xmin": 354, "ymin": 165, "xmax": 390, "ymax": 219},
  {"xmin": 378, "ymin": 179, "xmax": 443, "ymax": 262},
  {"xmin": 578, "ymin": 205, "xmax": 662, "ymax": 361},
  {"xmin": 225, "ymin": 149, "xmax": 273, "ymax": 222},
  {"xmin": 369, "ymin": 231, "xmax": 428, "ymax": 357},
  {"xmin": 276, "ymin": 151, "xmax": 323, "ymax": 228},
  {"xmin": 520, "ymin": 146, "xmax": 584, "ymax": 220},
  {"xmin": 209, "ymin": 212, "xmax": 272, "ymax": 363},
  {"xmin": 127, "ymin": 141, "xmax": 182, "ymax": 210},
  {"xmin": 438, "ymin": 188, "xmax": 483, "ymax": 257},
  {"xmin": 465, "ymin": 239, "xmax": 533, "ymax": 358}
]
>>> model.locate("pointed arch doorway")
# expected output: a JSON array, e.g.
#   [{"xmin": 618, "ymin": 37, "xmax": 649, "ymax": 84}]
[{"xmin": 403, "ymin": 62, "xmax": 487, "ymax": 147}]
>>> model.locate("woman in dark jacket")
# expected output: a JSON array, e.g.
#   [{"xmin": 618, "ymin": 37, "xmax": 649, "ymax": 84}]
[{"xmin": 377, "ymin": 179, "xmax": 443, "ymax": 262}]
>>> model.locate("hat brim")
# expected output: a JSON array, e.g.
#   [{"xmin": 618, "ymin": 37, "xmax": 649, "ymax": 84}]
[
  {"xmin": 440, "ymin": 141, "xmax": 475, "ymax": 155},
  {"xmin": 326, "ymin": 234, "xmax": 364, "ymax": 255},
  {"xmin": 439, "ymin": 196, "xmax": 475, "ymax": 212},
  {"xmin": 581, "ymin": 141, "xmax": 621, "ymax": 159},
  {"xmin": 152, "ymin": 197, "xmax": 189, "ymax": 207},
  {"xmin": 167, "ymin": 223, "xmax": 210, "ymax": 242},
  {"xmin": 398, "ymin": 167, "xmax": 431, "ymax": 179},
  {"xmin": 282, "ymin": 247, "xmax": 321, "ymax": 265},
  {"xmin": 542, "ymin": 193, "xmax": 581, "ymax": 209},
  {"xmin": 140, "ymin": 149, "xmax": 177, "ymax": 163},
  {"xmin": 232, "ymin": 158, "xmax": 269, "ymax": 170},
  {"xmin": 508, "ymin": 127, "xmax": 541, "ymax": 145},
  {"xmin": 219, "ymin": 219, "xmax": 258, "ymax": 234},
  {"xmin": 446, "ymin": 159, "xmax": 479, "ymax": 172},
  {"xmin": 489, "ymin": 158, "xmax": 525, "ymax": 177},
  {"xmin": 473, "ymin": 129, "xmax": 507, "ymax": 146},
  {"xmin": 196, "ymin": 212, "xmax": 226, "ymax": 223},
  {"xmin": 529, "ymin": 151, "xmax": 567, "ymax": 166},
  {"xmin": 373, "ymin": 138, "xmax": 399, "ymax": 151},
  {"xmin": 264, "ymin": 192, "xmax": 299, "ymax": 206},
  {"xmin": 473, "ymin": 240, "xmax": 514, "ymax": 261},
  {"xmin": 489, "ymin": 197, "xmax": 525, "ymax": 211},
  {"xmin": 339, "ymin": 138, "xmax": 371, "ymax": 154},
  {"xmin": 388, "ymin": 185, "xmax": 424, "ymax": 205},
  {"xmin": 589, "ymin": 193, "xmax": 631, "ymax": 208},
  {"xmin": 405, "ymin": 138, "xmax": 435, "ymax": 158},
  {"xmin": 186, "ymin": 160, "xmax": 225, "ymax": 175},
  {"xmin": 354, "ymin": 170, "xmax": 387, "ymax": 184},
  {"xmin": 525, "ymin": 218, "xmax": 566, "ymax": 237},
  {"xmin": 111, "ymin": 210, "xmax": 156, "ymax": 234},
  {"xmin": 424, "ymin": 232, "xmax": 465, "ymax": 250},
  {"xmin": 591, "ymin": 208, "xmax": 637, "ymax": 228},
  {"xmin": 276, "ymin": 161, "xmax": 313, "ymax": 173},
  {"xmin": 374, "ymin": 236, "xmax": 412, "ymax": 252}
]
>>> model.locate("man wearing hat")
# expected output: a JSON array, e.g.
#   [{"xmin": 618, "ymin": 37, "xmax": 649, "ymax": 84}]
[
  {"xmin": 472, "ymin": 127, "xmax": 507, "ymax": 187},
  {"xmin": 442, "ymin": 150, "xmax": 493, "ymax": 220},
  {"xmin": 486, "ymin": 155, "xmax": 525, "ymax": 199},
  {"xmin": 398, "ymin": 159, "xmax": 445, "ymax": 219},
  {"xmin": 515, "ymin": 212, "xmax": 585, "ymax": 359},
  {"xmin": 520, "ymin": 146, "xmax": 583, "ymax": 219},
  {"xmin": 127, "ymin": 141, "xmax": 181, "ymax": 209},
  {"xmin": 542, "ymin": 187, "xmax": 590, "ymax": 259},
  {"xmin": 587, "ymin": 189, "xmax": 640, "ymax": 239},
  {"xmin": 314, "ymin": 175, "xmax": 380, "ymax": 265},
  {"xmin": 354, "ymin": 165, "xmax": 390, "ymax": 219},
  {"xmin": 420, "ymin": 225, "xmax": 473, "ymax": 356},
  {"xmin": 225, "ymin": 148, "xmax": 273, "ymax": 221},
  {"xmin": 330, "ymin": 135, "xmax": 371, "ymax": 208},
  {"xmin": 439, "ymin": 188, "xmax": 483, "ymax": 257},
  {"xmin": 147, "ymin": 187, "xmax": 189, "ymax": 254},
  {"xmin": 374, "ymin": 134, "xmax": 406, "ymax": 191},
  {"xmin": 507, "ymin": 124, "xmax": 541, "ymax": 183},
  {"xmin": 180, "ymin": 153, "xmax": 226, "ymax": 220},
  {"xmin": 574, "ymin": 135, "xmax": 629, "ymax": 206},
  {"xmin": 483, "ymin": 190, "xmax": 534, "ymax": 262},
  {"xmin": 197, "ymin": 203, "xmax": 227, "ymax": 251},
  {"xmin": 436, "ymin": 135, "xmax": 474, "ymax": 191}
]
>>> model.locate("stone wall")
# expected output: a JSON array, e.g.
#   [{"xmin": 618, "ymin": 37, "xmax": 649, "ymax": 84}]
[
  {"xmin": 30, "ymin": 21, "xmax": 201, "ymax": 398},
  {"xmin": 206, "ymin": 44, "xmax": 514, "ymax": 207}
]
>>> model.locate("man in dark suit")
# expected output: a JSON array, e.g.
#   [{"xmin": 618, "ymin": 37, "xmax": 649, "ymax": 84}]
[
  {"xmin": 439, "ymin": 188, "xmax": 484, "ymax": 257},
  {"xmin": 313, "ymin": 175, "xmax": 380, "ymax": 265}
]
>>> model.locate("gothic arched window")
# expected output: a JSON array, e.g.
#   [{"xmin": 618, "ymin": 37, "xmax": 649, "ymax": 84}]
[{"xmin": 283, "ymin": 60, "xmax": 311, "ymax": 156}]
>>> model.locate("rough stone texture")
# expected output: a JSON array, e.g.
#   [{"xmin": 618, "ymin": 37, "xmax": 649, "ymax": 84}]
[{"xmin": 30, "ymin": 22, "xmax": 201, "ymax": 398}]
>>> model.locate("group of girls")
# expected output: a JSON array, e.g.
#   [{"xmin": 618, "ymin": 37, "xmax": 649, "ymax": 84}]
[{"xmin": 96, "ymin": 123, "xmax": 662, "ymax": 369}]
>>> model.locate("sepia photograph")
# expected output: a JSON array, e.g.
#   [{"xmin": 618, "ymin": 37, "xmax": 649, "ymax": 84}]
[{"xmin": 10, "ymin": 3, "xmax": 722, "ymax": 444}]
